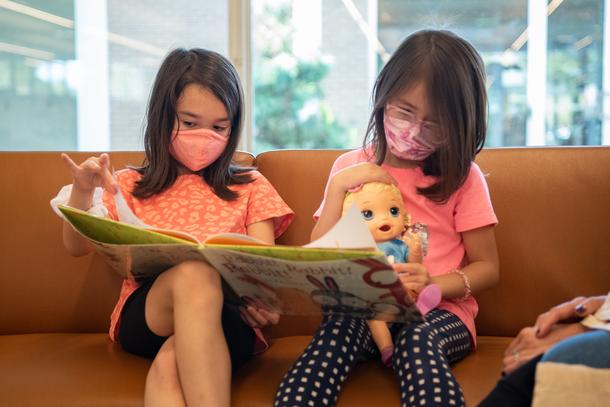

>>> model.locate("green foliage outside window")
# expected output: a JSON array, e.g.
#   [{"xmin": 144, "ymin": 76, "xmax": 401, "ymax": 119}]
[{"xmin": 253, "ymin": 2, "xmax": 346, "ymax": 152}]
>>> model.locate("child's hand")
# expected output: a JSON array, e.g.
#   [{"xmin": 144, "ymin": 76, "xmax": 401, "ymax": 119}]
[
  {"xmin": 330, "ymin": 163, "xmax": 397, "ymax": 194},
  {"xmin": 394, "ymin": 262, "xmax": 431, "ymax": 295},
  {"xmin": 240, "ymin": 306, "xmax": 280, "ymax": 328},
  {"xmin": 62, "ymin": 153, "xmax": 117, "ymax": 194}
]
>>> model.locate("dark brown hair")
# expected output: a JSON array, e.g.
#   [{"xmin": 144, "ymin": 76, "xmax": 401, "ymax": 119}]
[
  {"xmin": 132, "ymin": 48, "xmax": 252, "ymax": 200},
  {"xmin": 364, "ymin": 30, "xmax": 487, "ymax": 203}
]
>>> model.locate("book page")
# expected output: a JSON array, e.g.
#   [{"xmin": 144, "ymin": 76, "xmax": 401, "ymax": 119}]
[
  {"xmin": 305, "ymin": 203, "xmax": 378, "ymax": 250},
  {"xmin": 204, "ymin": 247, "xmax": 422, "ymax": 323},
  {"xmin": 58, "ymin": 205, "xmax": 199, "ymax": 245},
  {"xmin": 204, "ymin": 233, "xmax": 270, "ymax": 246}
]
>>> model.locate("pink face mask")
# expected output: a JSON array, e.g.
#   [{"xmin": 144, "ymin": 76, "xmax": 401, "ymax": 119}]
[
  {"xmin": 169, "ymin": 128, "xmax": 229, "ymax": 171},
  {"xmin": 383, "ymin": 105, "xmax": 443, "ymax": 161}
]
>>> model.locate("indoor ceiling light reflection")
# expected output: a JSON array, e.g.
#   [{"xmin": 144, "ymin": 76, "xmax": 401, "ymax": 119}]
[
  {"xmin": 509, "ymin": 0, "xmax": 565, "ymax": 52},
  {"xmin": 0, "ymin": 41, "xmax": 54, "ymax": 60},
  {"xmin": 0, "ymin": 0, "xmax": 73, "ymax": 28},
  {"xmin": 574, "ymin": 35, "xmax": 593, "ymax": 51},
  {"xmin": 341, "ymin": 0, "xmax": 390, "ymax": 62}
]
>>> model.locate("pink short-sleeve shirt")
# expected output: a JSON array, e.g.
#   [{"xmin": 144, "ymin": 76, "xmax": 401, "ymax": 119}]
[
  {"xmin": 102, "ymin": 169, "xmax": 294, "ymax": 352},
  {"xmin": 314, "ymin": 149, "xmax": 498, "ymax": 345}
]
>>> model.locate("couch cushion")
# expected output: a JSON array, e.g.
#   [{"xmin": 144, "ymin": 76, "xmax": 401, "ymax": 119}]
[
  {"xmin": 0, "ymin": 333, "xmax": 149, "ymax": 407},
  {"xmin": 0, "ymin": 333, "xmax": 508, "ymax": 406},
  {"xmin": 232, "ymin": 335, "xmax": 509, "ymax": 407}
]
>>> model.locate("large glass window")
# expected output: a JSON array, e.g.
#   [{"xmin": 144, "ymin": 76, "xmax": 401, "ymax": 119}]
[
  {"xmin": 251, "ymin": 0, "xmax": 609, "ymax": 153},
  {"xmin": 0, "ymin": 0, "xmax": 228, "ymax": 151},
  {"xmin": 1, "ymin": 0, "xmax": 609, "ymax": 151}
]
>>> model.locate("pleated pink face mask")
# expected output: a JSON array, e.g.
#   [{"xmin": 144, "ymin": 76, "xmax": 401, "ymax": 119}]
[
  {"xmin": 169, "ymin": 128, "xmax": 229, "ymax": 171},
  {"xmin": 383, "ymin": 104, "xmax": 443, "ymax": 161}
]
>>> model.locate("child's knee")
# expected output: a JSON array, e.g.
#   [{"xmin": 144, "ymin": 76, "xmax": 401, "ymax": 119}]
[
  {"xmin": 171, "ymin": 261, "xmax": 222, "ymax": 296},
  {"xmin": 395, "ymin": 322, "xmax": 438, "ymax": 349}
]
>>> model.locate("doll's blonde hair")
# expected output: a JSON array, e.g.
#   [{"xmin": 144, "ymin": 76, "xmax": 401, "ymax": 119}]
[{"xmin": 343, "ymin": 182, "xmax": 411, "ymax": 227}]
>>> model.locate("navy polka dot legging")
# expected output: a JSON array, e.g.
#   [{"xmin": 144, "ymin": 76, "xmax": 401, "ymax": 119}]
[{"xmin": 274, "ymin": 309, "xmax": 472, "ymax": 407}]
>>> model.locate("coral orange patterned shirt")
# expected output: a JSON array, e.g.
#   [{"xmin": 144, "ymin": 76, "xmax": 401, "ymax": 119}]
[{"xmin": 102, "ymin": 168, "xmax": 294, "ymax": 352}]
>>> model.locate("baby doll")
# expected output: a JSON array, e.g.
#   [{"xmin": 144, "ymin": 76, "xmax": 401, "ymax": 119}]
[{"xmin": 342, "ymin": 182, "xmax": 441, "ymax": 367}]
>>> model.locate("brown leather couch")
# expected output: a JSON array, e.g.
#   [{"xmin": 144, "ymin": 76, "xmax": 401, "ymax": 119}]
[{"xmin": 1, "ymin": 147, "xmax": 608, "ymax": 406}]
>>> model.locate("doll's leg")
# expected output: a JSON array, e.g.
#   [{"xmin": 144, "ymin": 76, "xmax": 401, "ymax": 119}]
[
  {"xmin": 393, "ymin": 309, "xmax": 471, "ymax": 407},
  {"xmin": 368, "ymin": 320, "xmax": 394, "ymax": 366},
  {"xmin": 274, "ymin": 316, "xmax": 376, "ymax": 407}
]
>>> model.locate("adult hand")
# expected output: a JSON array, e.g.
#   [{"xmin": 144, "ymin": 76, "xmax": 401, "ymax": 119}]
[
  {"xmin": 394, "ymin": 262, "xmax": 431, "ymax": 296},
  {"xmin": 535, "ymin": 295, "xmax": 605, "ymax": 338},
  {"xmin": 61, "ymin": 153, "xmax": 117, "ymax": 194},
  {"xmin": 240, "ymin": 306, "xmax": 280, "ymax": 329},
  {"xmin": 502, "ymin": 323, "xmax": 587, "ymax": 374}
]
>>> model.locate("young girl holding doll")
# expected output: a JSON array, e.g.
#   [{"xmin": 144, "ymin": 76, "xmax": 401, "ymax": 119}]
[
  {"xmin": 275, "ymin": 30, "xmax": 499, "ymax": 407},
  {"xmin": 53, "ymin": 48, "xmax": 293, "ymax": 407}
]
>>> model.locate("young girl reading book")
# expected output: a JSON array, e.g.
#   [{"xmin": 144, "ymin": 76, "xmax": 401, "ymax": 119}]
[
  {"xmin": 275, "ymin": 29, "xmax": 499, "ymax": 407},
  {"xmin": 54, "ymin": 48, "xmax": 293, "ymax": 407}
]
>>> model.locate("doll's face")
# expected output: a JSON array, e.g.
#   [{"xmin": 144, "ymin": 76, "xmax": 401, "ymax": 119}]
[{"xmin": 351, "ymin": 188, "xmax": 405, "ymax": 242}]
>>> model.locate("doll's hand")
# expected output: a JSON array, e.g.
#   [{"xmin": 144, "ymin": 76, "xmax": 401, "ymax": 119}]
[
  {"xmin": 62, "ymin": 153, "xmax": 117, "ymax": 195},
  {"xmin": 240, "ymin": 306, "xmax": 280, "ymax": 328},
  {"xmin": 330, "ymin": 163, "xmax": 397, "ymax": 194},
  {"xmin": 393, "ymin": 262, "xmax": 431, "ymax": 296}
]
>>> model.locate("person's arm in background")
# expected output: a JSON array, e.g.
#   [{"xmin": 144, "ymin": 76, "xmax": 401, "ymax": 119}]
[{"xmin": 501, "ymin": 295, "xmax": 606, "ymax": 374}]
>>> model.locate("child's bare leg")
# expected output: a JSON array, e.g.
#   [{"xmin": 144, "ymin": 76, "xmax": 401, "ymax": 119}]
[
  {"xmin": 145, "ymin": 260, "xmax": 229, "ymax": 407},
  {"xmin": 144, "ymin": 336, "xmax": 186, "ymax": 407}
]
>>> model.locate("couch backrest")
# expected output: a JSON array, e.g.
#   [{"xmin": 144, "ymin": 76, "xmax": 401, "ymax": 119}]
[
  {"xmin": 0, "ymin": 151, "xmax": 253, "ymax": 335},
  {"xmin": 255, "ymin": 147, "xmax": 610, "ymax": 338},
  {"xmin": 1, "ymin": 148, "xmax": 608, "ymax": 338}
]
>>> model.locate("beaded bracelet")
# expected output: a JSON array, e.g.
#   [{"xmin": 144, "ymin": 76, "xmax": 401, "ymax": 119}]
[{"xmin": 450, "ymin": 269, "xmax": 472, "ymax": 301}]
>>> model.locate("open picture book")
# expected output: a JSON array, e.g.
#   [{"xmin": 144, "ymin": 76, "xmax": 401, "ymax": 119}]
[{"xmin": 58, "ymin": 202, "xmax": 422, "ymax": 323}]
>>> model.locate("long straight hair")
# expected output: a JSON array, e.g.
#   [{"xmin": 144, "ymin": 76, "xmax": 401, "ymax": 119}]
[
  {"xmin": 132, "ymin": 48, "xmax": 252, "ymax": 200},
  {"xmin": 364, "ymin": 30, "xmax": 488, "ymax": 203}
]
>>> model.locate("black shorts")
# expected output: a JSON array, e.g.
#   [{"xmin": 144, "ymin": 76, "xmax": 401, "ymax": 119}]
[{"xmin": 118, "ymin": 277, "xmax": 256, "ymax": 370}]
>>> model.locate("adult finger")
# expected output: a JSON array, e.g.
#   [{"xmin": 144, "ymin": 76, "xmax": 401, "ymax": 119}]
[
  {"xmin": 576, "ymin": 296, "xmax": 605, "ymax": 317},
  {"xmin": 536, "ymin": 299, "xmax": 582, "ymax": 337},
  {"xmin": 502, "ymin": 350, "xmax": 530, "ymax": 375},
  {"xmin": 504, "ymin": 329, "xmax": 526, "ymax": 356}
]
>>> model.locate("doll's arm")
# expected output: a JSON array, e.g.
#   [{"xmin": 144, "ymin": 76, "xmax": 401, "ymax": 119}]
[{"xmin": 404, "ymin": 232, "xmax": 423, "ymax": 263}]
